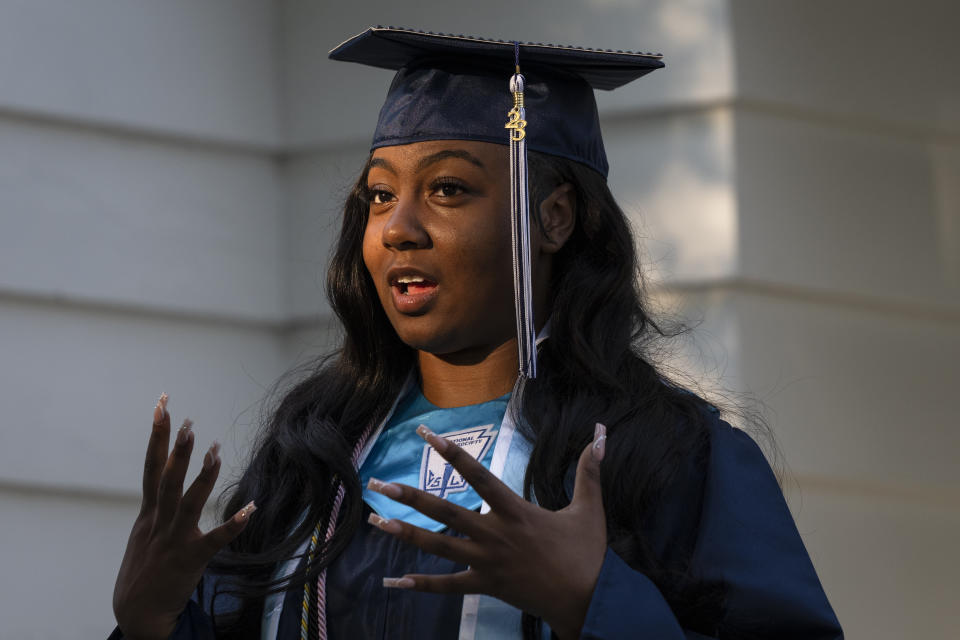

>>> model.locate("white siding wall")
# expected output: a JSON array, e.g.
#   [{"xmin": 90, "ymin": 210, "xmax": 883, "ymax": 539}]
[
  {"xmin": 0, "ymin": 0, "xmax": 280, "ymax": 145},
  {"xmin": 0, "ymin": 3, "xmax": 286, "ymax": 637},
  {"xmin": 0, "ymin": 1, "xmax": 955, "ymax": 637},
  {"xmin": 727, "ymin": 3, "xmax": 960, "ymax": 637}
]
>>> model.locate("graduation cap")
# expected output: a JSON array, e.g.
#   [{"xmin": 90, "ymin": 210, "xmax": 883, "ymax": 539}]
[{"xmin": 329, "ymin": 27, "xmax": 664, "ymax": 378}]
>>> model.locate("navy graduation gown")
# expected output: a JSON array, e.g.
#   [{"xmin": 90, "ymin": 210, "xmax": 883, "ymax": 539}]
[{"xmin": 108, "ymin": 414, "xmax": 843, "ymax": 639}]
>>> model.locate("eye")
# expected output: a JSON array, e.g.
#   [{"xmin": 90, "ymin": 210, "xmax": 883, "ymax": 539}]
[
  {"xmin": 430, "ymin": 178, "xmax": 468, "ymax": 199},
  {"xmin": 367, "ymin": 188, "xmax": 395, "ymax": 205}
]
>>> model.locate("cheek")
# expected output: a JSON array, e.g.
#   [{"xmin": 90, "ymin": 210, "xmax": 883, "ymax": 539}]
[
  {"xmin": 361, "ymin": 219, "xmax": 382, "ymax": 277},
  {"xmin": 361, "ymin": 221, "xmax": 398, "ymax": 311},
  {"xmin": 449, "ymin": 220, "xmax": 514, "ymax": 299}
]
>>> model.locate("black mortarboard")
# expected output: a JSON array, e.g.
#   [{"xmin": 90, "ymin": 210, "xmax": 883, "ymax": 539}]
[
  {"xmin": 329, "ymin": 27, "xmax": 664, "ymax": 378},
  {"xmin": 329, "ymin": 27, "xmax": 664, "ymax": 178}
]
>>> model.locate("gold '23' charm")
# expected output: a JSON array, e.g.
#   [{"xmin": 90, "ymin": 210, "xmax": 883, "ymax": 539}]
[{"xmin": 505, "ymin": 107, "xmax": 526, "ymax": 141}]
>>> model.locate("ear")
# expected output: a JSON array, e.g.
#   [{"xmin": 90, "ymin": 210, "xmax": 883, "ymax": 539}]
[{"xmin": 537, "ymin": 183, "xmax": 576, "ymax": 254}]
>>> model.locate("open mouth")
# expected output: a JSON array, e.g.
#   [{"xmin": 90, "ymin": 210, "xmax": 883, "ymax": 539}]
[{"xmin": 393, "ymin": 275, "xmax": 438, "ymax": 296}]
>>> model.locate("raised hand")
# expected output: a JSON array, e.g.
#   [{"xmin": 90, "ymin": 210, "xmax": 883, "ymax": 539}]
[
  {"xmin": 112, "ymin": 394, "xmax": 256, "ymax": 640},
  {"xmin": 366, "ymin": 422, "xmax": 608, "ymax": 640}
]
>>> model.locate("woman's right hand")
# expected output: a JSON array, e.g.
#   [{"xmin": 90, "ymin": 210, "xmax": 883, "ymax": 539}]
[{"xmin": 112, "ymin": 394, "xmax": 256, "ymax": 640}]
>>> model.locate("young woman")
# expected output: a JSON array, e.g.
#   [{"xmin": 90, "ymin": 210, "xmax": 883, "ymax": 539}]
[{"xmin": 110, "ymin": 28, "xmax": 843, "ymax": 640}]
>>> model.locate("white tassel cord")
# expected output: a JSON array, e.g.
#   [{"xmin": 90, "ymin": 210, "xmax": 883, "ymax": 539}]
[{"xmin": 507, "ymin": 68, "xmax": 537, "ymax": 379}]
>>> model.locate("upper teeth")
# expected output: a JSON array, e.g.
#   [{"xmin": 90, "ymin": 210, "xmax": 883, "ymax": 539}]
[{"xmin": 397, "ymin": 276, "xmax": 425, "ymax": 284}]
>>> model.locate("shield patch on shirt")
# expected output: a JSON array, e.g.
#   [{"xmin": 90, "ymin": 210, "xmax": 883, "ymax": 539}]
[{"xmin": 419, "ymin": 424, "xmax": 497, "ymax": 498}]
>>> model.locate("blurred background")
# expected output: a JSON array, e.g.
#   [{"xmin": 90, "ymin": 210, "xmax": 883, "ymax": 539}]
[{"xmin": 0, "ymin": 1, "xmax": 957, "ymax": 638}]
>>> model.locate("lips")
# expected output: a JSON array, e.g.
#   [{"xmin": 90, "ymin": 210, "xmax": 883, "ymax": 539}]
[{"xmin": 386, "ymin": 267, "xmax": 439, "ymax": 315}]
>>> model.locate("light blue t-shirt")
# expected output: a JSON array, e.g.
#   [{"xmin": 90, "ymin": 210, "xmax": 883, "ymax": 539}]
[{"xmin": 359, "ymin": 387, "xmax": 510, "ymax": 532}]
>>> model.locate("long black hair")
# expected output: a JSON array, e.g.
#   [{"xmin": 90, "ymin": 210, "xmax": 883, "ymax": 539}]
[{"xmin": 208, "ymin": 150, "xmax": 727, "ymax": 637}]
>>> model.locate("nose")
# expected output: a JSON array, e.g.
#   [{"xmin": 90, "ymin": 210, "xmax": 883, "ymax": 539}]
[{"xmin": 381, "ymin": 197, "xmax": 430, "ymax": 250}]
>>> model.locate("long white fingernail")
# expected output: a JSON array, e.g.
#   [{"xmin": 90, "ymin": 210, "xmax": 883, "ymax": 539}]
[
  {"xmin": 416, "ymin": 424, "xmax": 448, "ymax": 453},
  {"xmin": 592, "ymin": 423, "xmax": 607, "ymax": 462},
  {"xmin": 153, "ymin": 392, "xmax": 169, "ymax": 425},
  {"xmin": 383, "ymin": 577, "xmax": 415, "ymax": 589},
  {"xmin": 176, "ymin": 418, "xmax": 193, "ymax": 445},
  {"xmin": 203, "ymin": 442, "xmax": 221, "ymax": 470},
  {"xmin": 235, "ymin": 500, "xmax": 257, "ymax": 522},
  {"xmin": 367, "ymin": 477, "xmax": 402, "ymax": 499},
  {"xmin": 367, "ymin": 512, "xmax": 402, "ymax": 534}
]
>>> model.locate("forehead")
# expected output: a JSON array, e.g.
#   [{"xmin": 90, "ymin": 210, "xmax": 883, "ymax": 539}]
[{"xmin": 369, "ymin": 140, "xmax": 508, "ymax": 172}]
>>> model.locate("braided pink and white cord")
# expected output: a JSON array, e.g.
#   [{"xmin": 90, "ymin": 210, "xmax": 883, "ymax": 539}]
[{"xmin": 314, "ymin": 424, "xmax": 377, "ymax": 640}]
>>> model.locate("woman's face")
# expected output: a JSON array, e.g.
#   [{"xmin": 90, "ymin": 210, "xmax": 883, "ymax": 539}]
[{"xmin": 362, "ymin": 140, "xmax": 517, "ymax": 357}]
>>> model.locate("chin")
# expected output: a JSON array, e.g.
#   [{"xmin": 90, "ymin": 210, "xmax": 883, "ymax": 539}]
[{"xmin": 389, "ymin": 319, "xmax": 457, "ymax": 354}]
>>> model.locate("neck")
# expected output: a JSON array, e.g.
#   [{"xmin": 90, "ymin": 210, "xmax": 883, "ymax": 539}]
[{"xmin": 418, "ymin": 340, "xmax": 519, "ymax": 408}]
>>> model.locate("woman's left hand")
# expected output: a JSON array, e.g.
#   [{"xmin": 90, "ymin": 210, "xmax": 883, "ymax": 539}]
[{"xmin": 366, "ymin": 422, "xmax": 608, "ymax": 640}]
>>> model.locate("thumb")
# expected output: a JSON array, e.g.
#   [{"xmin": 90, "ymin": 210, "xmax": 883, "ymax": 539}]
[
  {"xmin": 569, "ymin": 423, "xmax": 606, "ymax": 514},
  {"xmin": 202, "ymin": 500, "xmax": 256, "ymax": 559}
]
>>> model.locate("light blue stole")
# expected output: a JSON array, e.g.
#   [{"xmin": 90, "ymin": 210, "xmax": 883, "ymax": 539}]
[
  {"xmin": 262, "ymin": 327, "xmax": 551, "ymax": 640},
  {"xmin": 359, "ymin": 387, "xmax": 509, "ymax": 532}
]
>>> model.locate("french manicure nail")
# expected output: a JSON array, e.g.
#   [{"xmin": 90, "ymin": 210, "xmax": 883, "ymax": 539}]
[
  {"xmin": 176, "ymin": 418, "xmax": 193, "ymax": 445},
  {"xmin": 235, "ymin": 500, "xmax": 257, "ymax": 522},
  {"xmin": 593, "ymin": 422, "xmax": 605, "ymax": 442},
  {"xmin": 367, "ymin": 512, "xmax": 402, "ymax": 534},
  {"xmin": 153, "ymin": 392, "xmax": 169, "ymax": 425},
  {"xmin": 416, "ymin": 424, "xmax": 448, "ymax": 453},
  {"xmin": 383, "ymin": 577, "xmax": 415, "ymax": 589},
  {"xmin": 592, "ymin": 422, "xmax": 607, "ymax": 462},
  {"xmin": 203, "ymin": 442, "xmax": 220, "ymax": 470},
  {"xmin": 367, "ymin": 477, "xmax": 402, "ymax": 499},
  {"xmin": 415, "ymin": 424, "xmax": 434, "ymax": 440}
]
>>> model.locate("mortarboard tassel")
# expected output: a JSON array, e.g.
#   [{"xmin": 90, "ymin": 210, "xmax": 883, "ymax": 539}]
[{"xmin": 505, "ymin": 42, "xmax": 537, "ymax": 379}]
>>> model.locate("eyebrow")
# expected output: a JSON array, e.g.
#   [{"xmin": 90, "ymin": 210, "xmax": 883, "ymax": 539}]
[
  {"xmin": 369, "ymin": 157, "xmax": 396, "ymax": 173},
  {"xmin": 416, "ymin": 149, "xmax": 486, "ymax": 172},
  {"xmin": 368, "ymin": 148, "xmax": 487, "ymax": 177}
]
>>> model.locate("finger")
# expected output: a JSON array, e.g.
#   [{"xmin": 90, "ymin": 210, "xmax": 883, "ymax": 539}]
[
  {"xmin": 155, "ymin": 418, "xmax": 195, "ymax": 525},
  {"xmin": 141, "ymin": 393, "xmax": 170, "ymax": 513},
  {"xmin": 415, "ymin": 425, "xmax": 521, "ymax": 515},
  {"xmin": 173, "ymin": 442, "xmax": 222, "ymax": 534},
  {"xmin": 570, "ymin": 423, "xmax": 606, "ymax": 513},
  {"xmin": 201, "ymin": 501, "xmax": 256, "ymax": 559},
  {"xmin": 367, "ymin": 478, "xmax": 482, "ymax": 537},
  {"xmin": 367, "ymin": 512, "xmax": 478, "ymax": 565},
  {"xmin": 383, "ymin": 569, "xmax": 482, "ymax": 595}
]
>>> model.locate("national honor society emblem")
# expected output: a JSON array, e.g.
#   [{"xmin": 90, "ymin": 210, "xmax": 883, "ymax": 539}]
[{"xmin": 419, "ymin": 424, "xmax": 498, "ymax": 499}]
